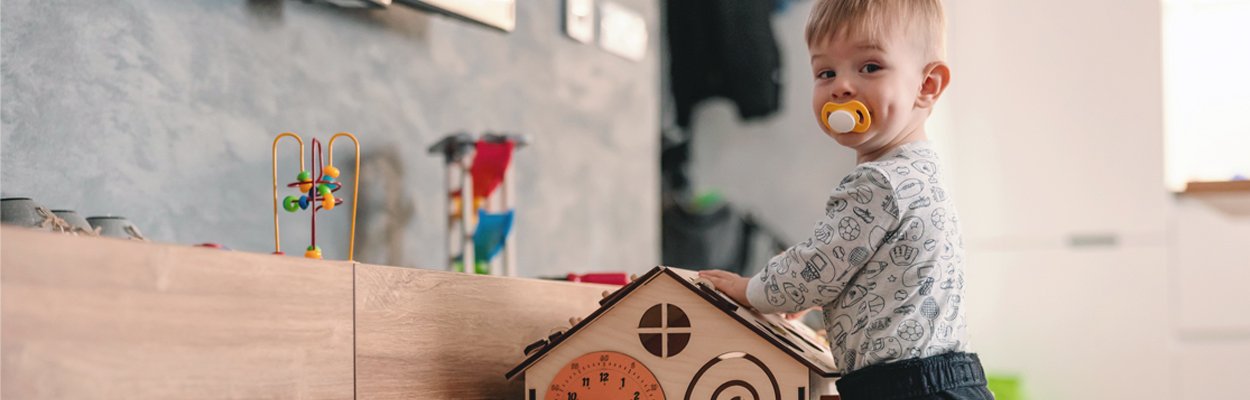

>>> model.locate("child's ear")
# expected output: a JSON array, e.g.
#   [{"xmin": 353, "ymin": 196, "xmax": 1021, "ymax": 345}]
[{"xmin": 916, "ymin": 61, "xmax": 951, "ymax": 109}]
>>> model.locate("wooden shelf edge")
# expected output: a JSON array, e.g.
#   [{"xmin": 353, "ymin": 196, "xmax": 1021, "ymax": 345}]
[{"xmin": 1183, "ymin": 180, "xmax": 1250, "ymax": 194}]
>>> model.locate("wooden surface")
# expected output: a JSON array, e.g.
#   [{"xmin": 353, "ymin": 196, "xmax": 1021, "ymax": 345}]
[
  {"xmin": 353, "ymin": 263, "xmax": 612, "ymax": 400},
  {"xmin": 1, "ymin": 227, "xmax": 356, "ymax": 399},
  {"xmin": 1184, "ymin": 180, "xmax": 1250, "ymax": 193},
  {"xmin": 1180, "ymin": 181, "xmax": 1250, "ymax": 216}
]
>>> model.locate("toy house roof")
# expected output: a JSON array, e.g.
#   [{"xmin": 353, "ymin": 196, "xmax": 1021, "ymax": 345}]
[{"xmin": 506, "ymin": 266, "xmax": 840, "ymax": 380}]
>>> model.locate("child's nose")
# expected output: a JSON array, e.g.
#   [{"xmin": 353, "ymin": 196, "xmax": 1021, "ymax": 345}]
[{"xmin": 830, "ymin": 81, "xmax": 855, "ymax": 99}]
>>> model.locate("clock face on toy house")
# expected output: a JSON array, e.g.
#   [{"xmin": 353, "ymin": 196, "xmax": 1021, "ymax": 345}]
[{"xmin": 507, "ymin": 267, "xmax": 842, "ymax": 400}]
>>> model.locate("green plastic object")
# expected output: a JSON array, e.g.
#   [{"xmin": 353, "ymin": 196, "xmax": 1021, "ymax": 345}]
[
  {"xmin": 450, "ymin": 260, "xmax": 491, "ymax": 275},
  {"xmin": 986, "ymin": 374, "xmax": 1022, "ymax": 400}
]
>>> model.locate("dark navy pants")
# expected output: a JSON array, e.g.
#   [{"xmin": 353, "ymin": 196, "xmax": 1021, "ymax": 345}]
[{"xmin": 835, "ymin": 352, "xmax": 995, "ymax": 400}]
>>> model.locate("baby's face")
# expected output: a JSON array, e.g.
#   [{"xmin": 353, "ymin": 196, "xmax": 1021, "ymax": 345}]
[{"xmin": 809, "ymin": 27, "xmax": 931, "ymax": 155}]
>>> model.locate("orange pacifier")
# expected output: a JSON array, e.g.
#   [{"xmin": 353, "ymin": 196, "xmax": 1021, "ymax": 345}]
[{"xmin": 820, "ymin": 100, "xmax": 872, "ymax": 134}]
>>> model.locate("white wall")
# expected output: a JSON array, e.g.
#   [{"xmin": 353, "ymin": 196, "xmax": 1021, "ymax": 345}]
[{"xmin": 689, "ymin": 0, "xmax": 1250, "ymax": 399}]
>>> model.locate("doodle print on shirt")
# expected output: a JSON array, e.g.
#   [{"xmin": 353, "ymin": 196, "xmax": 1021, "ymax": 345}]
[
  {"xmin": 817, "ymin": 285, "xmax": 842, "ymax": 299},
  {"xmin": 827, "ymin": 198, "xmax": 848, "ymax": 218},
  {"xmin": 945, "ymin": 295, "xmax": 962, "ymax": 322},
  {"xmin": 815, "ymin": 223, "xmax": 835, "ymax": 244},
  {"xmin": 896, "ymin": 216, "xmax": 926, "ymax": 242},
  {"xmin": 866, "ymin": 168, "xmax": 892, "ymax": 190},
  {"xmin": 912, "ymin": 159, "xmax": 937, "ymax": 177},
  {"xmin": 849, "ymin": 186, "xmax": 874, "ymax": 204},
  {"xmin": 942, "ymin": 270, "xmax": 965, "ymax": 291},
  {"xmin": 799, "ymin": 246, "xmax": 836, "ymax": 283},
  {"xmin": 882, "ymin": 194, "xmax": 900, "ymax": 219},
  {"xmin": 828, "ymin": 313, "xmax": 853, "ymax": 350},
  {"xmin": 869, "ymin": 317, "xmax": 893, "ymax": 333},
  {"xmin": 896, "ymin": 178, "xmax": 926, "ymax": 199},
  {"xmin": 931, "ymin": 208, "xmax": 947, "ymax": 230},
  {"xmin": 908, "ymin": 196, "xmax": 932, "ymax": 210},
  {"xmin": 869, "ymin": 226, "xmax": 889, "ymax": 248},
  {"xmin": 898, "ymin": 319, "xmax": 925, "ymax": 341},
  {"xmin": 848, "ymin": 247, "xmax": 871, "ymax": 268},
  {"xmin": 783, "ymin": 282, "xmax": 806, "ymax": 305},
  {"xmin": 838, "ymin": 217, "xmax": 862, "ymax": 241},
  {"xmin": 855, "ymin": 293, "xmax": 886, "ymax": 315},
  {"xmin": 903, "ymin": 262, "xmax": 939, "ymax": 296},
  {"xmin": 840, "ymin": 285, "xmax": 870, "ymax": 309},
  {"xmin": 867, "ymin": 337, "xmax": 903, "ymax": 364},
  {"xmin": 854, "ymin": 207, "xmax": 875, "ymax": 224},
  {"xmin": 919, "ymin": 297, "xmax": 941, "ymax": 327},
  {"xmin": 890, "ymin": 245, "xmax": 919, "ymax": 266},
  {"xmin": 765, "ymin": 277, "xmax": 787, "ymax": 307},
  {"xmin": 832, "ymin": 246, "xmax": 847, "ymax": 261},
  {"xmin": 770, "ymin": 255, "xmax": 793, "ymax": 274},
  {"xmin": 861, "ymin": 261, "xmax": 888, "ymax": 279}
]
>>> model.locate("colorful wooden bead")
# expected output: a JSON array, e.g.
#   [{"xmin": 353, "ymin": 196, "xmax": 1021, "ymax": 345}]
[
  {"xmin": 298, "ymin": 195, "xmax": 310, "ymax": 210},
  {"xmin": 324, "ymin": 165, "xmax": 340, "ymax": 179},
  {"xmin": 283, "ymin": 196, "xmax": 300, "ymax": 212},
  {"xmin": 318, "ymin": 184, "xmax": 332, "ymax": 196},
  {"xmin": 305, "ymin": 245, "xmax": 322, "ymax": 259},
  {"xmin": 323, "ymin": 194, "xmax": 336, "ymax": 210},
  {"xmin": 299, "ymin": 182, "xmax": 313, "ymax": 193},
  {"xmin": 297, "ymin": 171, "xmax": 311, "ymax": 182}
]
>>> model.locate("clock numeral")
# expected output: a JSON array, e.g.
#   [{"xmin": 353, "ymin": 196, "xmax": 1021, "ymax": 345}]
[
  {"xmin": 634, "ymin": 392, "xmax": 640, "ymax": 400},
  {"xmin": 570, "ymin": 363, "xmax": 579, "ymax": 370},
  {"xmin": 567, "ymin": 393, "xmax": 577, "ymax": 400},
  {"xmin": 620, "ymin": 377, "xmax": 625, "ymax": 389},
  {"xmin": 599, "ymin": 372, "xmax": 609, "ymax": 383},
  {"xmin": 581, "ymin": 377, "xmax": 590, "ymax": 388},
  {"xmin": 599, "ymin": 354, "xmax": 610, "ymax": 362}
]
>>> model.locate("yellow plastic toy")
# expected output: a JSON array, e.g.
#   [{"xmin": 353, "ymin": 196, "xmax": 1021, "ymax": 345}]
[{"xmin": 820, "ymin": 100, "xmax": 872, "ymax": 134}]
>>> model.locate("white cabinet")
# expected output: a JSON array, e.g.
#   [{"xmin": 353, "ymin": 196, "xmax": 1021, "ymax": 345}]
[
  {"xmin": 938, "ymin": 0, "xmax": 1170, "ymax": 245},
  {"xmin": 964, "ymin": 247, "xmax": 1169, "ymax": 400}
]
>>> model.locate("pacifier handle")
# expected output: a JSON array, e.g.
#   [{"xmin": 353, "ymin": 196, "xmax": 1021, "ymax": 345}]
[{"xmin": 821, "ymin": 101, "xmax": 872, "ymax": 134}]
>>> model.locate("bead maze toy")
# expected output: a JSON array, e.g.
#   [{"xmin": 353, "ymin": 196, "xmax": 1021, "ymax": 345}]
[
  {"xmin": 428, "ymin": 132, "xmax": 528, "ymax": 276},
  {"xmin": 271, "ymin": 132, "xmax": 360, "ymax": 260}
]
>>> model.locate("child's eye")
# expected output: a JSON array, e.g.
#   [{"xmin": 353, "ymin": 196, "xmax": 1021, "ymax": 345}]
[
  {"xmin": 860, "ymin": 64, "xmax": 882, "ymax": 73},
  {"xmin": 816, "ymin": 70, "xmax": 836, "ymax": 79}
]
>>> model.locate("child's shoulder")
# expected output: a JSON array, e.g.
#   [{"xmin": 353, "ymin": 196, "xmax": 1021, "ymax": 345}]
[
  {"xmin": 850, "ymin": 141, "xmax": 941, "ymax": 183},
  {"xmin": 836, "ymin": 141, "xmax": 945, "ymax": 207}
]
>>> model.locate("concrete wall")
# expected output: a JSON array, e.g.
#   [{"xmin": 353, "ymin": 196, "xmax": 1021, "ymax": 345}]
[{"xmin": 1, "ymin": 0, "xmax": 660, "ymax": 277}]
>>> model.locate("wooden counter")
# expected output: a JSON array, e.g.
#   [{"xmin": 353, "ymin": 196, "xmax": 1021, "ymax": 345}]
[{"xmin": 1, "ymin": 227, "xmax": 611, "ymax": 399}]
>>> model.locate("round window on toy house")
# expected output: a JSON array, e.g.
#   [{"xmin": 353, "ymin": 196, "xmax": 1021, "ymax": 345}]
[{"xmin": 637, "ymin": 303, "xmax": 691, "ymax": 358}]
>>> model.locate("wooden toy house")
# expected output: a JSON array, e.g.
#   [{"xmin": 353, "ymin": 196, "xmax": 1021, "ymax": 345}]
[{"xmin": 506, "ymin": 266, "xmax": 843, "ymax": 400}]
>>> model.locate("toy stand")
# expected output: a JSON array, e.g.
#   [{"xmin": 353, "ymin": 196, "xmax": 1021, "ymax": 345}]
[
  {"xmin": 428, "ymin": 132, "xmax": 528, "ymax": 276},
  {"xmin": 272, "ymin": 132, "xmax": 361, "ymax": 260}
]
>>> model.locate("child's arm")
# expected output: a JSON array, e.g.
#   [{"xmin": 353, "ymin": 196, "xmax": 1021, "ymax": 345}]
[{"xmin": 707, "ymin": 165, "xmax": 901, "ymax": 314}]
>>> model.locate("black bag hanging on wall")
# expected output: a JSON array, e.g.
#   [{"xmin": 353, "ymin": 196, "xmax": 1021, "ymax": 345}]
[{"xmin": 666, "ymin": 0, "xmax": 783, "ymax": 128}]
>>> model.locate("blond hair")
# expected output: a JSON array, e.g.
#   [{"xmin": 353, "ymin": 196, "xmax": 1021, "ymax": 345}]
[{"xmin": 805, "ymin": 0, "xmax": 947, "ymax": 61}]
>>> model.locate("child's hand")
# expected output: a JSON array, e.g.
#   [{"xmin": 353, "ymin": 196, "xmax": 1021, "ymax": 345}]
[{"xmin": 698, "ymin": 270, "xmax": 751, "ymax": 307}]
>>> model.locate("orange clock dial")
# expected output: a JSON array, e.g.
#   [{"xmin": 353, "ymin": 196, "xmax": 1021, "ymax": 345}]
[{"xmin": 546, "ymin": 351, "xmax": 665, "ymax": 400}]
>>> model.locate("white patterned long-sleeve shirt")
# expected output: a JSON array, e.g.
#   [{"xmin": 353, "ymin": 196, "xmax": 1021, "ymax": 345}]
[{"xmin": 745, "ymin": 140, "xmax": 969, "ymax": 373}]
